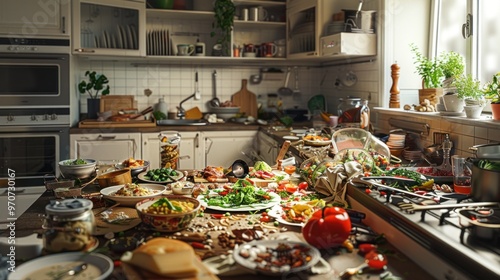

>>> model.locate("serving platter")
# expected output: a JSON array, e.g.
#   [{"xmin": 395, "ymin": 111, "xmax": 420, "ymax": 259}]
[
  {"xmin": 7, "ymin": 252, "xmax": 113, "ymax": 280},
  {"xmin": 100, "ymin": 184, "xmax": 166, "ymax": 207},
  {"xmin": 137, "ymin": 170, "xmax": 184, "ymax": 183},
  {"xmin": 93, "ymin": 206, "xmax": 141, "ymax": 235},
  {"xmin": 197, "ymin": 191, "xmax": 280, "ymax": 212}
]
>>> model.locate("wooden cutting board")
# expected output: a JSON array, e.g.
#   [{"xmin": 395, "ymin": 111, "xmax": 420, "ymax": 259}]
[
  {"xmin": 231, "ymin": 79, "xmax": 258, "ymax": 119},
  {"xmin": 100, "ymin": 95, "xmax": 135, "ymax": 115}
]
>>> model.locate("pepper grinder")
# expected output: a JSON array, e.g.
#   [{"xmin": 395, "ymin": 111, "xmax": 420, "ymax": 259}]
[
  {"xmin": 438, "ymin": 134, "xmax": 453, "ymax": 172},
  {"xmin": 389, "ymin": 63, "xmax": 400, "ymax": 108}
]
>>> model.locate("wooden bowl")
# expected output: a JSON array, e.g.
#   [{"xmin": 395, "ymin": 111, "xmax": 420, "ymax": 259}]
[{"xmin": 97, "ymin": 169, "xmax": 132, "ymax": 188}]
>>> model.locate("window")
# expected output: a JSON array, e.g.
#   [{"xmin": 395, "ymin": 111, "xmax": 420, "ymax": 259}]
[{"xmin": 434, "ymin": 0, "xmax": 500, "ymax": 112}]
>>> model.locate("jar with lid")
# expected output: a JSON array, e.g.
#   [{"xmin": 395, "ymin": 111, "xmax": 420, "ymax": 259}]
[
  {"xmin": 337, "ymin": 97, "xmax": 370, "ymax": 130},
  {"xmin": 42, "ymin": 199, "xmax": 95, "ymax": 253},
  {"xmin": 159, "ymin": 131, "xmax": 181, "ymax": 169}
]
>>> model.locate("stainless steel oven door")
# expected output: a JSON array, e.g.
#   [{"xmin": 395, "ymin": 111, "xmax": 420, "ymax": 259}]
[
  {"xmin": 0, "ymin": 126, "xmax": 69, "ymax": 188},
  {"xmin": 0, "ymin": 52, "xmax": 69, "ymax": 108}
]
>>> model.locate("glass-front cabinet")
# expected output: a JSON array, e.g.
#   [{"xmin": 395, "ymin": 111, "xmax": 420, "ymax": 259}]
[{"xmin": 72, "ymin": 0, "xmax": 146, "ymax": 56}]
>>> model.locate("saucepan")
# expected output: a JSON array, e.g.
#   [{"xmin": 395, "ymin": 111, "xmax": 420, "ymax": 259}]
[
  {"xmin": 471, "ymin": 159, "xmax": 500, "ymax": 202},
  {"xmin": 457, "ymin": 207, "xmax": 500, "ymax": 240},
  {"xmin": 469, "ymin": 143, "xmax": 500, "ymax": 159}
]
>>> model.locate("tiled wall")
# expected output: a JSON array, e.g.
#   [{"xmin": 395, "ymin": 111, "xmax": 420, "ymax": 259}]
[{"xmin": 375, "ymin": 108, "xmax": 500, "ymax": 157}]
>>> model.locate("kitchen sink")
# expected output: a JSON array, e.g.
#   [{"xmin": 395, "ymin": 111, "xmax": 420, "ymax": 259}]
[{"xmin": 156, "ymin": 119, "xmax": 208, "ymax": 126}]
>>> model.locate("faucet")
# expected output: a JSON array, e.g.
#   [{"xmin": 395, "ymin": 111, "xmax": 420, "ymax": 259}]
[{"xmin": 177, "ymin": 71, "xmax": 201, "ymax": 119}]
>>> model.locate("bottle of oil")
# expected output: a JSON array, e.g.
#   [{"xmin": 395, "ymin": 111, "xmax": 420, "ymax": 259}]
[{"xmin": 438, "ymin": 133, "xmax": 453, "ymax": 172}]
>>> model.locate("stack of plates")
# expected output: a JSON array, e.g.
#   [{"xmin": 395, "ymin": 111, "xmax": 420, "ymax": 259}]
[
  {"xmin": 386, "ymin": 133, "xmax": 405, "ymax": 149},
  {"xmin": 325, "ymin": 21, "xmax": 347, "ymax": 35}
]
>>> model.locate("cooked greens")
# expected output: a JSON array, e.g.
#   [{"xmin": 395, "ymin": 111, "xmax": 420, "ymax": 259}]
[
  {"xmin": 204, "ymin": 179, "xmax": 273, "ymax": 208},
  {"xmin": 144, "ymin": 168, "xmax": 179, "ymax": 181}
]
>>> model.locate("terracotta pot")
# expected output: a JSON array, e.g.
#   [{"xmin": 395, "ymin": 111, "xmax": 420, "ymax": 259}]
[{"xmin": 491, "ymin": 103, "xmax": 500, "ymax": 120}]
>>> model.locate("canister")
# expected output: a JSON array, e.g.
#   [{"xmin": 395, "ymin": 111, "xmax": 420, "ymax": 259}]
[
  {"xmin": 159, "ymin": 131, "xmax": 181, "ymax": 169},
  {"xmin": 43, "ymin": 199, "xmax": 95, "ymax": 253},
  {"xmin": 338, "ymin": 97, "xmax": 370, "ymax": 130}
]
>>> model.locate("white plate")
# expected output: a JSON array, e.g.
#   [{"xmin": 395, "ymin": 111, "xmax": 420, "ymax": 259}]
[
  {"xmin": 137, "ymin": 169, "xmax": 185, "ymax": 183},
  {"xmin": 119, "ymin": 25, "xmax": 128, "ymax": 49},
  {"xmin": 129, "ymin": 24, "xmax": 137, "ymax": 49},
  {"xmin": 291, "ymin": 129, "xmax": 308, "ymax": 134},
  {"xmin": 100, "ymin": 184, "xmax": 166, "ymax": 207},
  {"xmin": 8, "ymin": 252, "xmax": 113, "ymax": 280},
  {"xmin": 116, "ymin": 25, "xmax": 124, "ymax": 49},
  {"xmin": 126, "ymin": 24, "xmax": 134, "ymax": 50},
  {"xmin": 233, "ymin": 240, "xmax": 320, "ymax": 276},
  {"xmin": 101, "ymin": 32, "xmax": 108, "ymax": 48},
  {"xmin": 283, "ymin": 135, "xmax": 299, "ymax": 140},
  {"xmin": 267, "ymin": 204, "xmax": 305, "ymax": 227},
  {"xmin": 197, "ymin": 191, "xmax": 280, "ymax": 212}
]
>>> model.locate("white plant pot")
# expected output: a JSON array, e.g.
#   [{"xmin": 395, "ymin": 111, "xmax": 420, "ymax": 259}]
[
  {"xmin": 464, "ymin": 105, "xmax": 483, "ymax": 119},
  {"xmin": 442, "ymin": 94, "xmax": 465, "ymax": 112}
]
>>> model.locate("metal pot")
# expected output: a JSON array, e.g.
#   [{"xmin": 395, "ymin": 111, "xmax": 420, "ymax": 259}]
[
  {"xmin": 469, "ymin": 143, "xmax": 500, "ymax": 159},
  {"xmin": 471, "ymin": 159, "xmax": 500, "ymax": 202}
]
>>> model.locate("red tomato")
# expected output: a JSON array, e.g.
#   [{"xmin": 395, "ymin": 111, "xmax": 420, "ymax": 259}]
[
  {"xmin": 365, "ymin": 251, "xmax": 388, "ymax": 270},
  {"xmin": 358, "ymin": 243, "xmax": 377, "ymax": 255},
  {"xmin": 298, "ymin": 182, "xmax": 309, "ymax": 190},
  {"xmin": 302, "ymin": 206, "xmax": 352, "ymax": 249},
  {"xmin": 260, "ymin": 215, "xmax": 271, "ymax": 222},
  {"xmin": 285, "ymin": 184, "xmax": 298, "ymax": 193},
  {"xmin": 277, "ymin": 184, "xmax": 287, "ymax": 192}
]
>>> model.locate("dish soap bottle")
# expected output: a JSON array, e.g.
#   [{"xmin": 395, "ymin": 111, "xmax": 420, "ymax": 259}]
[{"xmin": 438, "ymin": 133, "xmax": 453, "ymax": 172}]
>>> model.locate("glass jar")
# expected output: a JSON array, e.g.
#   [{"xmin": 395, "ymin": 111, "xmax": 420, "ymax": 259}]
[
  {"xmin": 337, "ymin": 97, "xmax": 370, "ymax": 130},
  {"xmin": 159, "ymin": 131, "xmax": 181, "ymax": 169},
  {"xmin": 43, "ymin": 199, "xmax": 95, "ymax": 253}
]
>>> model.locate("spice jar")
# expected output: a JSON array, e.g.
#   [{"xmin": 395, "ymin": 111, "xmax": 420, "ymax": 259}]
[
  {"xmin": 159, "ymin": 131, "xmax": 181, "ymax": 169},
  {"xmin": 43, "ymin": 199, "xmax": 95, "ymax": 253},
  {"xmin": 337, "ymin": 97, "xmax": 370, "ymax": 130}
]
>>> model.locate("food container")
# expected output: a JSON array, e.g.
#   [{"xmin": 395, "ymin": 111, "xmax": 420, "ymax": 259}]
[
  {"xmin": 58, "ymin": 159, "xmax": 96, "ymax": 179},
  {"xmin": 159, "ymin": 131, "xmax": 181, "ymax": 169},
  {"xmin": 97, "ymin": 168, "xmax": 132, "ymax": 188},
  {"xmin": 42, "ymin": 199, "xmax": 95, "ymax": 253}
]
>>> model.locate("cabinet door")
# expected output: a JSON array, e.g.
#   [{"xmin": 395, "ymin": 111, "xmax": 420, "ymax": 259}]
[
  {"xmin": 142, "ymin": 132, "xmax": 161, "ymax": 169},
  {"xmin": 70, "ymin": 133, "xmax": 141, "ymax": 163},
  {"xmin": 72, "ymin": 0, "xmax": 146, "ymax": 56},
  {"xmin": 178, "ymin": 132, "xmax": 202, "ymax": 170},
  {"xmin": 256, "ymin": 131, "xmax": 279, "ymax": 165},
  {"xmin": 0, "ymin": 0, "xmax": 69, "ymax": 37},
  {"xmin": 203, "ymin": 131, "xmax": 257, "ymax": 168}
]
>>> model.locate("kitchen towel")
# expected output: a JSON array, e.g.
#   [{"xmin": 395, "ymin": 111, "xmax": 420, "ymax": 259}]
[{"xmin": 314, "ymin": 161, "xmax": 363, "ymax": 207}]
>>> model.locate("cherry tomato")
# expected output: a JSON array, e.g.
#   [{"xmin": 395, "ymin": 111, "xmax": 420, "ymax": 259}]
[
  {"xmin": 298, "ymin": 182, "xmax": 309, "ymax": 190},
  {"xmin": 285, "ymin": 184, "xmax": 298, "ymax": 193},
  {"xmin": 358, "ymin": 243, "xmax": 377, "ymax": 255},
  {"xmin": 365, "ymin": 251, "xmax": 388, "ymax": 270},
  {"xmin": 260, "ymin": 213, "xmax": 271, "ymax": 222},
  {"xmin": 113, "ymin": 260, "xmax": 122, "ymax": 267}
]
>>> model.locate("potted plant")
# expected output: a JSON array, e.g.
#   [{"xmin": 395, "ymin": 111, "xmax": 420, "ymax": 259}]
[
  {"xmin": 440, "ymin": 51, "xmax": 465, "ymax": 89},
  {"xmin": 78, "ymin": 71, "xmax": 110, "ymax": 119},
  {"xmin": 211, "ymin": 0, "xmax": 236, "ymax": 56},
  {"xmin": 453, "ymin": 74, "xmax": 486, "ymax": 118},
  {"xmin": 484, "ymin": 72, "xmax": 500, "ymax": 120},
  {"xmin": 410, "ymin": 43, "xmax": 444, "ymax": 106}
]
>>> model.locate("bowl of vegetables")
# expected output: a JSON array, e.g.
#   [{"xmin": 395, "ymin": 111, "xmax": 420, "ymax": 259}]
[
  {"xmin": 136, "ymin": 195, "xmax": 200, "ymax": 232},
  {"xmin": 137, "ymin": 167, "xmax": 184, "ymax": 183},
  {"xmin": 58, "ymin": 159, "xmax": 97, "ymax": 179}
]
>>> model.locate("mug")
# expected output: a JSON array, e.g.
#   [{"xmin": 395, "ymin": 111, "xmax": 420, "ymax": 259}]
[
  {"xmin": 257, "ymin": 6, "xmax": 268, "ymax": 21},
  {"xmin": 177, "ymin": 44, "xmax": 194, "ymax": 56},
  {"xmin": 249, "ymin": 7, "xmax": 259, "ymax": 21},
  {"xmin": 243, "ymin": 44, "xmax": 258, "ymax": 57},
  {"xmin": 260, "ymin": 42, "xmax": 277, "ymax": 57},
  {"xmin": 241, "ymin": 8, "xmax": 249, "ymax": 21}
]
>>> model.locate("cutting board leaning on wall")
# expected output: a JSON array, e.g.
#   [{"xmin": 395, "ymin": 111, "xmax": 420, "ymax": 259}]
[{"xmin": 231, "ymin": 79, "xmax": 258, "ymax": 119}]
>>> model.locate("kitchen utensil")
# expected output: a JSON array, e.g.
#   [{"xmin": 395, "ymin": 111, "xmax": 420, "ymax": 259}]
[
  {"xmin": 130, "ymin": 106, "xmax": 154, "ymax": 119},
  {"xmin": 55, "ymin": 263, "xmax": 88, "ymax": 279},
  {"xmin": 353, "ymin": 177, "xmax": 446, "ymax": 201},
  {"xmin": 398, "ymin": 202, "xmax": 498, "ymax": 212},
  {"xmin": 293, "ymin": 66, "xmax": 301, "ymax": 95},
  {"xmin": 278, "ymin": 67, "xmax": 293, "ymax": 96},
  {"xmin": 209, "ymin": 70, "xmax": 220, "ymax": 107},
  {"xmin": 275, "ymin": 140, "xmax": 291, "ymax": 169},
  {"xmin": 339, "ymin": 263, "xmax": 368, "ymax": 279},
  {"xmin": 194, "ymin": 71, "xmax": 201, "ymax": 100},
  {"xmin": 231, "ymin": 79, "xmax": 258, "ymax": 118}
]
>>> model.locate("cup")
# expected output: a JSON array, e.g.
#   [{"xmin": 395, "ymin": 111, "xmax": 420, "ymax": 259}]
[
  {"xmin": 329, "ymin": 115, "xmax": 339, "ymax": 128},
  {"xmin": 177, "ymin": 44, "xmax": 194, "ymax": 56},
  {"xmin": 243, "ymin": 44, "xmax": 258, "ymax": 57},
  {"xmin": 241, "ymin": 8, "xmax": 249, "ymax": 21},
  {"xmin": 249, "ymin": 7, "xmax": 258, "ymax": 21},
  {"xmin": 257, "ymin": 6, "xmax": 268, "ymax": 21},
  {"xmin": 452, "ymin": 155, "xmax": 472, "ymax": 194},
  {"xmin": 260, "ymin": 42, "xmax": 277, "ymax": 57}
]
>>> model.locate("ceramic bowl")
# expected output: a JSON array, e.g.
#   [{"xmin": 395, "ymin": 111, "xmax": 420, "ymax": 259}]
[
  {"xmin": 58, "ymin": 159, "xmax": 97, "ymax": 179},
  {"xmin": 136, "ymin": 195, "xmax": 200, "ymax": 232},
  {"xmin": 97, "ymin": 169, "xmax": 132, "ymax": 188},
  {"xmin": 100, "ymin": 183, "xmax": 166, "ymax": 207}
]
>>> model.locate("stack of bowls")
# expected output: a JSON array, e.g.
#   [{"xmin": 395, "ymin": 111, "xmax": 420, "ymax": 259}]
[
  {"xmin": 386, "ymin": 133, "xmax": 406, "ymax": 157},
  {"xmin": 208, "ymin": 105, "xmax": 241, "ymax": 120}
]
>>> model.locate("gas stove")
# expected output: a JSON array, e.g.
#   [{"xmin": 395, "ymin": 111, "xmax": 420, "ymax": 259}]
[{"xmin": 347, "ymin": 183, "xmax": 500, "ymax": 280}]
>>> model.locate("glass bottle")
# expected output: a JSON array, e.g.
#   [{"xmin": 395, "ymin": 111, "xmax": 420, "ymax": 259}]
[
  {"xmin": 438, "ymin": 133, "xmax": 453, "ymax": 172},
  {"xmin": 337, "ymin": 97, "xmax": 370, "ymax": 130},
  {"xmin": 159, "ymin": 131, "xmax": 181, "ymax": 169}
]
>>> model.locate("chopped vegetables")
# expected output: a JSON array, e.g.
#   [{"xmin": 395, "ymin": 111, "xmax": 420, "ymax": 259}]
[
  {"xmin": 202, "ymin": 179, "xmax": 274, "ymax": 208},
  {"xmin": 144, "ymin": 168, "xmax": 179, "ymax": 182}
]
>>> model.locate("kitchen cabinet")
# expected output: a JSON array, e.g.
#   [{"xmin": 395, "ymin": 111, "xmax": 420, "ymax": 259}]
[
  {"xmin": 203, "ymin": 131, "xmax": 257, "ymax": 168},
  {"xmin": 0, "ymin": 0, "xmax": 70, "ymax": 37},
  {"xmin": 72, "ymin": 0, "xmax": 146, "ymax": 56},
  {"xmin": 255, "ymin": 130, "xmax": 279, "ymax": 164},
  {"xmin": 70, "ymin": 133, "xmax": 141, "ymax": 163},
  {"xmin": 142, "ymin": 131, "xmax": 202, "ymax": 170}
]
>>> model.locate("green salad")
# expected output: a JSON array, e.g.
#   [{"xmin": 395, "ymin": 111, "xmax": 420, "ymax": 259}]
[
  {"xmin": 64, "ymin": 159, "xmax": 88, "ymax": 165},
  {"xmin": 204, "ymin": 179, "xmax": 274, "ymax": 208}
]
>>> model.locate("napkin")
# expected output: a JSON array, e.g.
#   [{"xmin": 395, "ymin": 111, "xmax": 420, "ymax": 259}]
[{"xmin": 314, "ymin": 161, "xmax": 363, "ymax": 207}]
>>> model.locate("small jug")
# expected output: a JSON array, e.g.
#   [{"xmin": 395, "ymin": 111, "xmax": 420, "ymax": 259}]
[{"xmin": 261, "ymin": 42, "xmax": 277, "ymax": 57}]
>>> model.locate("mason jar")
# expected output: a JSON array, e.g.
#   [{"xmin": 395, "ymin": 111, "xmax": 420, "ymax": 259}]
[
  {"xmin": 159, "ymin": 131, "xmax": 181, "ymax": 169},
  {"xmin": 43, "ymin": 199, "xmax": 95, "ymax": 253},
  {"xmin": 337, "ymin": 97, "xmax": 370, "ymax": 130}
]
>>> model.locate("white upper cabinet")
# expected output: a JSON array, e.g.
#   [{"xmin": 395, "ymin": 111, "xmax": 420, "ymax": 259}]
[
  {"xmin": 0, "ymin": 0, "xmax": 70, "ymax": 37},
  {"xmin": 72, "ymin": 0, "xmax": 146, "ymax": 56}
]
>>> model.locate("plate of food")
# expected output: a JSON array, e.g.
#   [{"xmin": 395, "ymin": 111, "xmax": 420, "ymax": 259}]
[
  {"xmin": 233, "ymin": 240, "xmax": 321, "ymax": 276},
  {"xmin": 268, "ymin": 199, "xmax": 325, "ymax": 227},
  {"xmin": 197, "ymin": 179, "xmax": 280, "ymax": 212},
  {"xmin": 137, "ymin": 168, "xmax": 184, "ymax": 183},
  {"xmin": 7, "ymin": 252, "xmax": 113, "ymax": 280},
  {"xmin": 303, "ymin": 134, "xmax": 332, "ymax": 146},
  {"xmin": 100, "ymin": 183, "xmax": 166, "ymax": 207}
]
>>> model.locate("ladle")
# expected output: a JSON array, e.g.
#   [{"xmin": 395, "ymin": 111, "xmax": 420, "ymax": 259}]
[
  {"xmin": 209, "ymin": 70, "xmax": 220, "ymax": 107},
  {"xmin": 277, "ymin": 67, "xmax": 293, "ymax": 96}
]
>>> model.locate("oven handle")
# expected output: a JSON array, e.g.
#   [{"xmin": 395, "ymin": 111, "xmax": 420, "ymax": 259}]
[{"xmin": 0, "ymin": 54, "xmax": 69, "ymax": 60}]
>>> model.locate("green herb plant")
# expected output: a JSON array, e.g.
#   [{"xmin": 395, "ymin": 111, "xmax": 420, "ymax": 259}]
[
  {"xmin": 78, "ymin": 71, "xmax": 110, "ymax": 99},
  {"xmin": 483, "ymin": 72, "xmax": 500, "ymax": 104},
  {"xmin": 211, "ymin": 0, "xmax": 236, "ymax": 56},
  {"xmin": 453, "ymin": 74, "xmax": 486, "ymax": 105},
  {"xmin": 410, "ymin": 43, "xmax": 444, "ymax": 89},
  {"xmin": 440, "ymin": 51, "xmax": 465, "ymax": 80}
]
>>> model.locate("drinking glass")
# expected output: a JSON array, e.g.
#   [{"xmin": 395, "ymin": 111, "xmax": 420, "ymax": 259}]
[{"xmin": 451, "ymin": 155, "xmax": 472, "ymax": 194}]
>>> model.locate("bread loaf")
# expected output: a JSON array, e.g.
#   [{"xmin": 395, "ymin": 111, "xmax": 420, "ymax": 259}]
[{"xmin": 124, "ymin": 237, "xmax": 198, "ymax": 278}]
